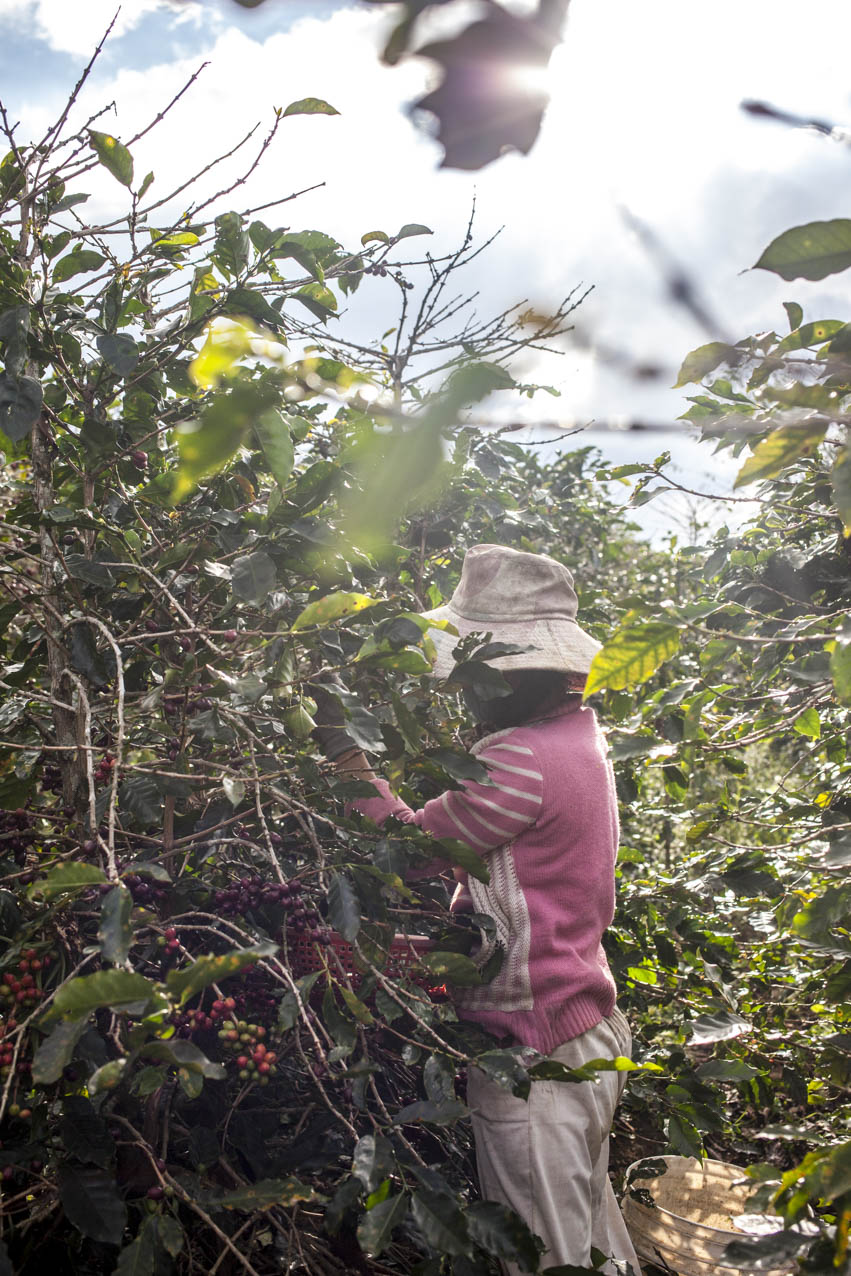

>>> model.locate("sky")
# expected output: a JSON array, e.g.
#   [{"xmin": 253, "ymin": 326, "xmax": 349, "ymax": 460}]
[{"xmin": 1, "ymin": 0, "xmax": 851, "ymax": 539}]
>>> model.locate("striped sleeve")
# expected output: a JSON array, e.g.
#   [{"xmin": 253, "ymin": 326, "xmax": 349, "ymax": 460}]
[{"xmin": 350, "ymin": 736, "xmax": 543, "ymax": 856}]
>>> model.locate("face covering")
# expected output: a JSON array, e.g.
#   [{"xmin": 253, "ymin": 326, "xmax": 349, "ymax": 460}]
[{"xmin": 463, "ymin": 671, "xmax": 568, "ymax": 730}]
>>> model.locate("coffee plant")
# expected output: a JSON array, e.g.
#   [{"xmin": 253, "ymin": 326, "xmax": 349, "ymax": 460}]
[{"xmin": 0, "ymin": 31, "xmax": 848, "ymax": 1276}]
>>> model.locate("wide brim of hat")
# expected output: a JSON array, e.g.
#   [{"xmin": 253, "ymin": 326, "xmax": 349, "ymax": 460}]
[{"xmin": 421, "ymin": 603, "xmax": 602, "ymax": 680}]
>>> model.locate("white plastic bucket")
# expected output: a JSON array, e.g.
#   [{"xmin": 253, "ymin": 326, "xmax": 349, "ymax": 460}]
[{"xmin": 621, "ymin": 1155, "xmax": 794, "ymax": 1276}]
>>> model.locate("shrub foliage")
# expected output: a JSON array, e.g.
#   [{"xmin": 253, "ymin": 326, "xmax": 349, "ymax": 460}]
[{"xmin": 0, "ymin": 45, "xmax": 848, "ymax": 1276}]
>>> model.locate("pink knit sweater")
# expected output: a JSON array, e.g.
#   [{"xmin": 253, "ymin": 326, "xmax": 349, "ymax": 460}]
[{"xmin": 351, "ymin": 703, "xmax": 618, "ymax": 1054}]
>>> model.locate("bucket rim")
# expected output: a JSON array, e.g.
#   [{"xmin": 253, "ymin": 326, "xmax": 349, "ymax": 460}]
[{"xmin": 623, "ymin": 1154, "xmax": 765, "ymax": 1237}]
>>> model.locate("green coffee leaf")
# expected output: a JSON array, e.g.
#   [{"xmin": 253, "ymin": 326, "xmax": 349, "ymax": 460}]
[
  {"xmin": 61, "ymin": 1096, "xmax": 115, "ymax": 1168},
  {"xmin": 666, "ymin": 1112, "xmax": 703, "ymax": 1159},
  {"xmin": 53, "ymin": 249, "xmax": 107, "ymax": 284},
  {"xmin": 140, "ymin": 1038, "xmax": 225, "ymax": 1079},
  {"xmin": 31, "ymin": 1014, "xmax": 89, "ymax": 1085},
  {"xmin": 0, "ymin": 371, "xmax": 43, "ymax": 441},
  {"xmin": 291, "ymin": 591, "xmax": 376, "ymax": 630},
  {"xmin": 695, "ymin": 1059, "xmax": 760, "ymax": 1082},
  {"xmin": 429, "ymin": 837, "xmax": 489, "ymax": 883},
  {"xmin": 734, "ymin": 423, "xmax": 828, "ymax": 488},
  {"xmin": 283, "ymin": 98, "xmax": 339, "ymax": 117},
  {"xmin": 674, "ymin": 342, "xmax": 737, "ymax": 387},
  {"xmin": 254, "ymin": 409, "xmax": 295, "ymax": 487},
  {"xmin": 396, "ymin": 223, "xmax": 433, "ymax": 240},
  {"xmin": 230, "ymin": 550, "xmax": 276, "ymax": 604},
  {"xmin": 586, "ymin": 619, "xmax": 680, "ymax": 696},
  {"xmin": 86, "ymin": 1058, "xmax": 126, "ymax": 1094},
  {"xmin": 831, "ymin": 446, "xmax": 851, "ymax": 535},
  {"xmin": 293, "ymin": 282, "xmax": 338, "ymax": 322},
  {"xmin": 357, "ymin": 1192, "xmax": 407, "ymax": 1257},
  {"xmin": 467, "ymin": 1200, "xmax": 543, "ymax": 1271},
  {"xmin": 688, "ymin": 1011, "xmax": 751, "ymax": 1044},
  {"xmin": 222, "ymin": 285, "xmax": 282, "ymax": 330},
  {"xmin": 722, "ymin": 1230, "xmax": 815, "ymax": 1270},
  {"xmin": 793, "ymin": 707, "xmax": 821, "ymax": 740},
  {"xmin": 328, "ymin": 872, "xmax": 360, "ymax": 942},
  {"xmin": 424, "ymin": 1053, "xmax": 455, "ymax": 1104},
  {"xmin": 115, "ymin": 1218, "xmax": 157, "ymax": 1276},
  {"xmin": 830, "ymin": 622, "xmax": 851, "ymax": 704},
  {"xmin": 63, "ymin": 553, "xmax": 115, "ymax": 588},
  {"xmin": 775, "ymin": 318, "xmax": 844, "ymax": 353},
  {"xmin": 174, "ymin": 381, "xmax": 278, "ymax": 501},
  {"xmin": 208, "ymin": 1177, "xmax": 317, "ymax": 1209},
  {"xmin": 153, "ymin": 1216, "xmax": 184, "ymax": 1259},
  {"xmin": 97, "ymin": 885, "xmax": 134, "ymax": 964},
  {"xmin": 59, "ymin": 1166, "xmax": 127, "ymax": 1245},
  {"xmin": 97, "ymin": 333, "xmax": 139, "ymax": 376},
  {"xmin": 49, "ymin": 970, "xmax": 157, "ymax": 1020},
  {"xmin": 353, "ymin": 1134, "xmax": 394, "ymax": 1192},
  {"xmin": 754, "ymin": 218, "xmax": 851, "ymax": 281},
  {"xmin": 783, "ymin": 301, "xmax": 803, "ymax": 331},
  {"xmin": 89, "ymin": 130, "xmax": 134, "ymax": 186},
  {"xmin": 411, "ymin": 1189, "xmax": 472, "ymax": 1257},
  {"xmin": 422, "ymin": 950, "xmax": 482, "ymax": 987},
  {"xmin": 28, "ymin": 862, "xmax": 107, "ymax": 899},
  {"xmin": 165, "ymin": 941, "xmax": 277, "ymax": 1004}
]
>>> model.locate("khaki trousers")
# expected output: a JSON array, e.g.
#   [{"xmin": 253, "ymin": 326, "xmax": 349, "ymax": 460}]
[{"xmin": 468, "ymin": 1007, "xmax": 640, "ymax": 1275}]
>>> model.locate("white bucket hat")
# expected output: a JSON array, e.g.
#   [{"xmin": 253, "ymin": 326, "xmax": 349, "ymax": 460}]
[{"xmin": 422, "ymin": 543, "xmax": 601, "ymax": 679}]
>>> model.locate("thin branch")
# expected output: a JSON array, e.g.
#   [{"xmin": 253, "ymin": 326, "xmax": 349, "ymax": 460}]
[
  {"xmin": 126, "ymin": 62, "xmax": 210, "ymax": 147},
  {"xmin": 30, "ymin": 11, "xmax": 120, "ymax": 183},
  {"xmin": 59, "ymin": 669, "xmax": 97, "ymax": 834},
  {"xmin": 84, "ymin": 617, "xmax": 125, "ymax": 881}
]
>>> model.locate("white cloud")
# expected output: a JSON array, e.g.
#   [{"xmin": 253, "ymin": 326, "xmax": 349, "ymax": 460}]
[
  {"xmin": 5, "ymin": 0, "xmax": 851, "ymax": 537},
  {"xmin": 0, "ymin": 0, "xmax": 181, "ymax": 56}
]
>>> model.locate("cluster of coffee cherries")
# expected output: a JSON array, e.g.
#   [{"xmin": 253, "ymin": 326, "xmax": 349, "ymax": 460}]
[
  {"xmin": 0, "ymin": 950, "xmax": 48, "ymax": 1018},
  {"xmin": 171, "ymin": 994, "xmax": 235, "ymax": 1040},
  {"xmin": 124, "ymin": 874, "xmax": 169, "ymax": 908},
  {"xmin": 212, "ymin": 874, "xmax": 294, "ymax": 915},
  {"xmin": 187, "ymin": 683, "xmax": 215, "ymax": 714},
  {"xmin": 156, "ymin": 927, "xmax": 180, "ymax": 956},
  {"xmin": 363, "ymin": 262, "xmax": 414, "ymax": 289},
  {"xmin": 211, "ymin": 876, "xmax": 333, "ymax": 945},
  {"xmin": 94, "ymin": 752, "xmax": 115, "ymax": 788},
  {"xmin": 41, "ymin": 763, "xmax": 63, "ymax": 796},
  {"xmin": 2, "ymin": 1155, "xmax": 41, "ymax": 1185},
  {"xmin": 240, "ymin": 965, "xmax": 279, "ymax": 1019},
  {"xmin": 0, "ymin": 808, "xmax": 34, "ymax": 867},
  {"xmin": 0, "ymin": 1014, "xmax": 26, "ymax": 1083},
  {"xmin": 218, "ymin": 1015, "xmax": 278, "ymax": 1085}
]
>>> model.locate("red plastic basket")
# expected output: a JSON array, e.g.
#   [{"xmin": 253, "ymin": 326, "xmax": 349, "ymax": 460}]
[{"xmin": 285, "ymin": 930, "xmax": 433, "ymax": 986}]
